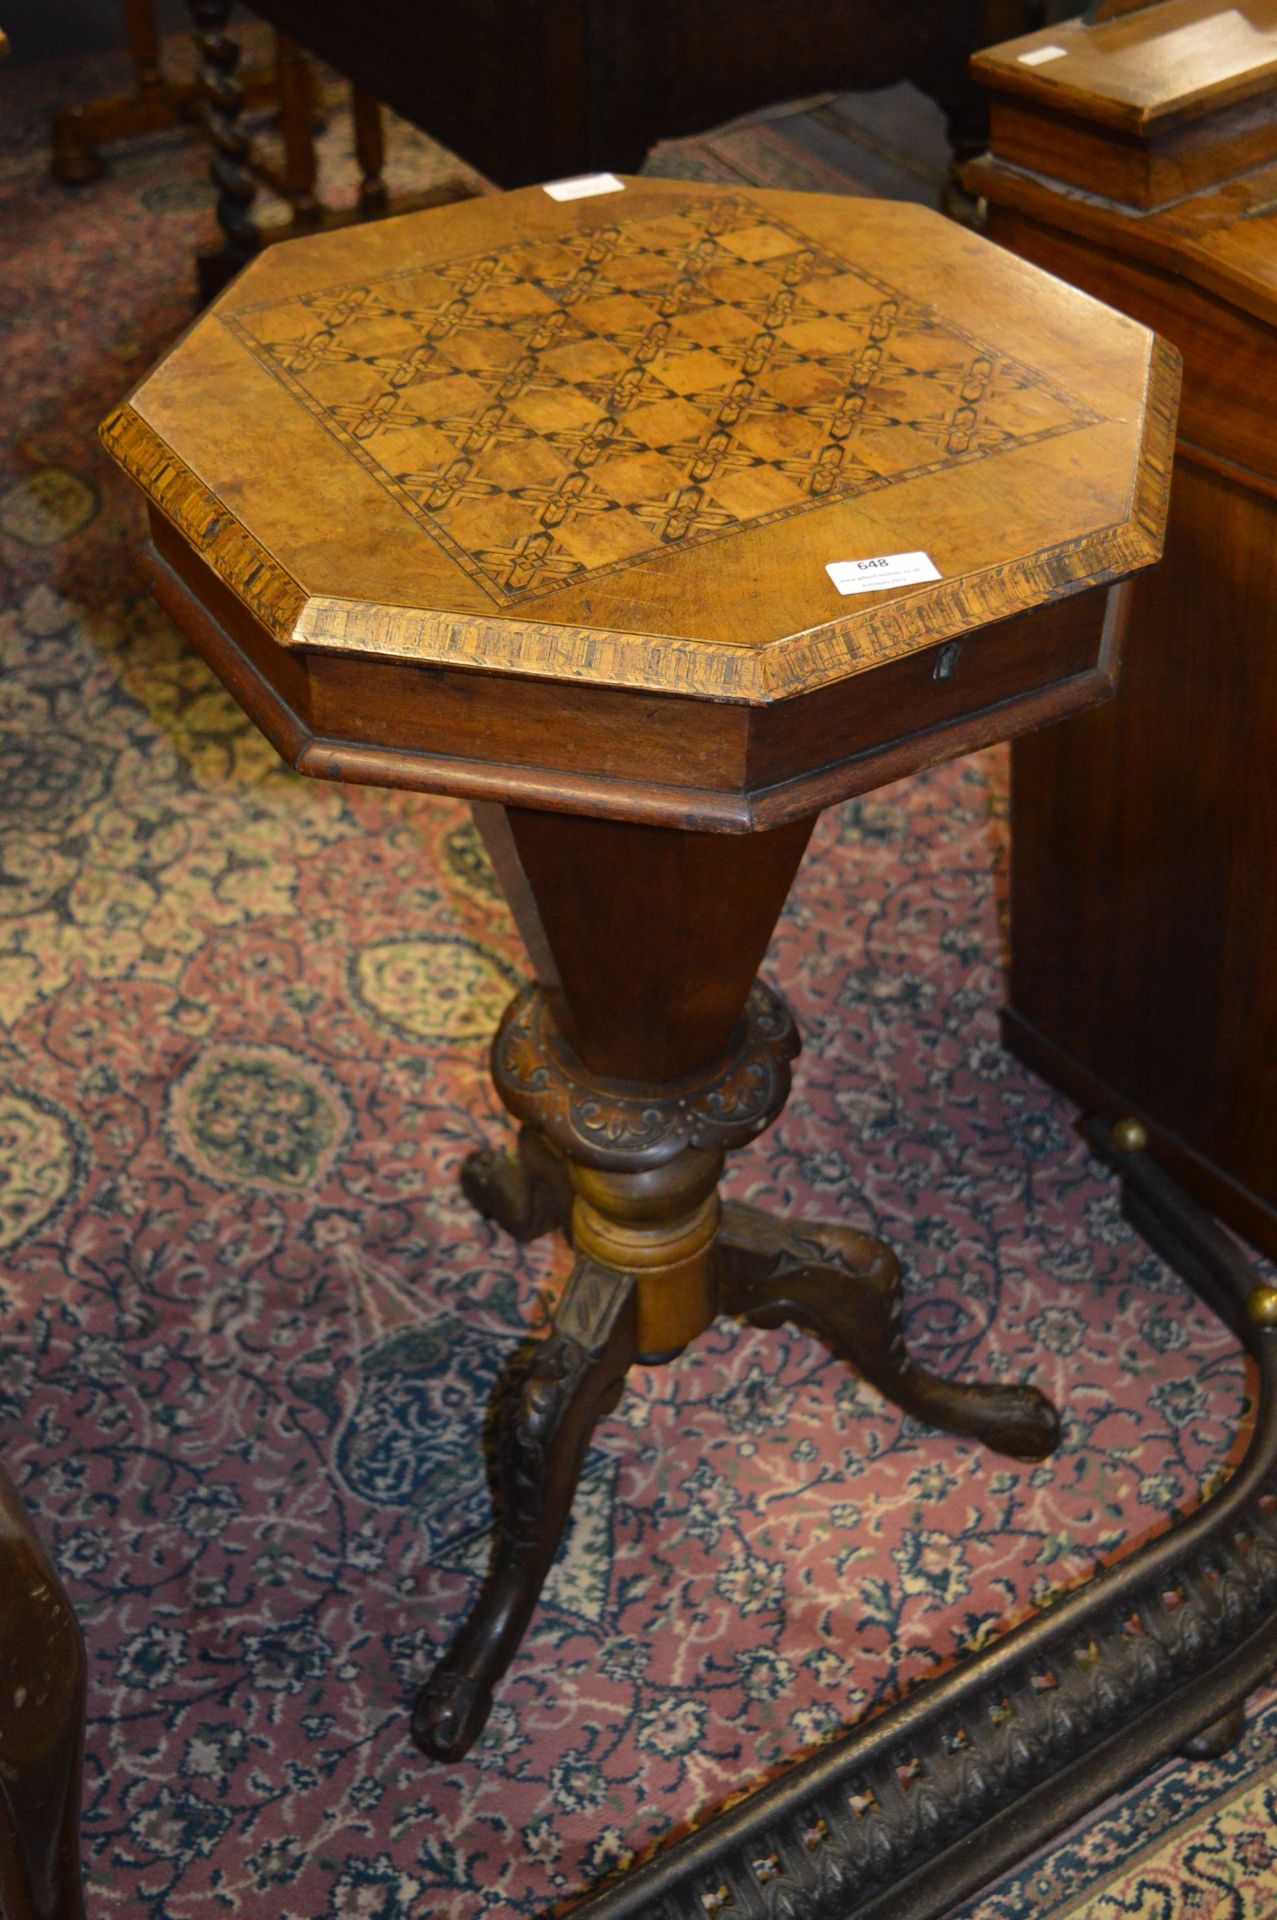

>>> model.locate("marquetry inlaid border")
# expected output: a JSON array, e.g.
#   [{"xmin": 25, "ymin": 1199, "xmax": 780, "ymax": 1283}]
[
  {"xmin": 100, "ymin": 337, "xmax": 1179, "ymax": 705},
  {"xmin": 100, "ymin": 403, "xmax": 309, "ymax": 640}
]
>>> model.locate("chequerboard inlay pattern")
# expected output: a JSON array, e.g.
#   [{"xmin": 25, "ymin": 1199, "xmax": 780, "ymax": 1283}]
[{"xmin": 226, "ymin": 196, "xmax": 1100, "ymax": 607}]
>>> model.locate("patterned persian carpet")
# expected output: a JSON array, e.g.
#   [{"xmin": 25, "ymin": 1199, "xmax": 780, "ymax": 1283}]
[{"xmin": 2, "ymin": 35, "xmax": 1276, "ymax": 1920}]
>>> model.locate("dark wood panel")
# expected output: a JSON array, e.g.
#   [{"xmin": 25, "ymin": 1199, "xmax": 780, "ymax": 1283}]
[
  {"xmin": 1008, "ymin": 456, "xmax": 1277, "ymax": 1251},
  {"xmin": 504, "ymin": 807, "xmax": 815, "ymax": 1079},
  {"xmin": 982, "ymin": 207, "xmax": 1277, "ymax": 486},
  {"xmin": 746, "ymin": 589, "xmax": 1111, "ymax": 791},
  {"xmin": 973, "ymin": 1, "xmax": 1277, "ymax": 1256},
  {"xmin": 0, "ymin": 1469, "xmax": 86, "ymax": 1920},
  {"xmin": 308, "ymin": 656, "xmax": 751, "ymax": 792},
  {"xmin": 238, "ymin": 0, "xmax": 1023, "ymax": 186},
  {"xmin": 987, "ymin": 84, "xmax": 1277, "ymax": 209}
]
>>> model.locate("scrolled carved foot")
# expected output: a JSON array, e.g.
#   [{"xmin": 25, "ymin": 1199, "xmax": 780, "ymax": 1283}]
[
  {"xmin": 412, "ymin": 1665, "xmax": 493, "ymax": 1762},
  {"xmin": 412, "ymin": 1257, "xmax": 637, "ymax": 1762},
  {"xmin": 714, "ymin": 1201, "xmax": 1060, "ymax": 1462},
  {"xmin": 460, "ymin": 1125, "xmax": 573, "ymax": 1244}
]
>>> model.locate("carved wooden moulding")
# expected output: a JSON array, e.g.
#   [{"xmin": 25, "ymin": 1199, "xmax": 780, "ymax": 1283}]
[
  {"xmin": 102, "ymin": 180, "xmax": 1177, "ymax": 831},
  {"xmin": 489, "ymin": 979, "xmax": 800, "ymax": 1170}
]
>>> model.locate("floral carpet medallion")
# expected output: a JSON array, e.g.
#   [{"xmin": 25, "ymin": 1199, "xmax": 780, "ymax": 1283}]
[
  {"xmin": 168, "ymin": 1043, "xmax": 351, "ymax": 1192},
  {"xmin": 1, "ymin": 36, "xmax": 1275, "ymax": 1920},
  {"xmin": 352, "ymin": 936, "xmax": 523, "ymax": 1045},
  {"xmin": 0, "ymin": 1084, "xmax": 83, "ymax": 1250},
  {"xmin": 0, "ymin": 463, "xmax": 101, "ymax": 546}
]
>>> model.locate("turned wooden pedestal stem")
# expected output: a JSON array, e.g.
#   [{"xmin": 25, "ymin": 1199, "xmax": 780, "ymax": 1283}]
[{"xmin": 412, "ymin": 806, "xmax": 1061, "ymax": 1761}]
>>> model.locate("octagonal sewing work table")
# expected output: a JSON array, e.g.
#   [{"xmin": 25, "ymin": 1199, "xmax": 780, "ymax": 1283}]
[{"xmin": 102, "ymin": 179, "xmax": 1177, "ymax": 1761}]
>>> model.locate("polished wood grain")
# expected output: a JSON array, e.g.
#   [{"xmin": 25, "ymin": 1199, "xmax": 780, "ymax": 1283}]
[
  {"xmin": 974, "ymin": 0, "xmax": 1277, "ymax": 207},
  {"xmin": 973, "ymin": 0, "xmax": 1277, "ymax": 133},
  {"xmin": 104, "ymin": 181, "xmax": 1175, "ymax": 1758},
  {"xmin": 962, "ymin": 195, "xmax": 1277, "ymax": 484},
  {"xmin": 102, "ymin": 180, "xmax": 1176, "ymax": 830},
  {"xmin": 0, "ymin": 1471, "xmax": 85, "ymax": 1920},
  {"xmin": 104, "ymin": 184, "xmax": 1170, "ymax": 688},
  {"xmin": 141, "ymin": 502, "xmax": 1134, "ymax": 833},
  {"xmin": 501, "ymin": 808, "xmax": 815, "ymax": 1080},
  {"xmin": 1005, "ymin": 459, "xmax": 1277, "ymax": 1254},
  {"xmin": 986, "ymin": 87, "xmax": 1277, "ymax": 209},
  {"xmin": 970, "ymin": 0, "xmax": 1277, "ymax": 1259}
]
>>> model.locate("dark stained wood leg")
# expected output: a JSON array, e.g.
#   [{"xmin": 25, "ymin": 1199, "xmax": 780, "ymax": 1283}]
[
  {"xmin": 124, "ymin": 0, "xmax": 165, "ymax": 95},
  {"xmin": 460, "ymin": 1124, "xmax": 573, "ymax": 1245},
  {"xmin": 428, "ymin": 803, "xmax": 1060, "ymax": 1758},
  {"xmin": 190, "ymin": 0, "xmax": 260, "ymax": 301},
  {"xmin": 0, "ymin": 1471, "xmax": 86, "ymax": 1920},
  {"xmin": 412, "ymin": 1257, "xmax": 639, "ymax": 1761},
  {"xmin": 52, "ymin": 0, "xmax": 164, "ymax": 183},
  {"xmin": 715, "ymin": 1201, "xmax": 1061, "ymax": 1461},
  {"xmin": 272, "ymin": 33, "xmax": 322, "ymax": 227},
  {"xmin": 351, "ymin": 86, "xmax": 390, "ymax": 217}
]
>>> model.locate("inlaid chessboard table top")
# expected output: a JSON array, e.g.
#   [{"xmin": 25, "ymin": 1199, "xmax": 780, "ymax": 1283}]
[{"xmin": 103, "ymin": 179, "xmax": 1175, "ymax": 708}]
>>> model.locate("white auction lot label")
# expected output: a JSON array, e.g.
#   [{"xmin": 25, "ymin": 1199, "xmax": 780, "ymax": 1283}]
[
  {"xmin": 1018, "ymin": 43, "xmax": 1067, "ymax": 64},
  {"xmin": 826, "ymin": 551, "xmax": 942, "ymax": 595},
  {"xmin": 542, "ymin": 173, "xmax": 626, "ymax": 201}
]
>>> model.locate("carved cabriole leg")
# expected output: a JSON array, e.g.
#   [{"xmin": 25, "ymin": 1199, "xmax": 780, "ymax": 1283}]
[
  {"xmin": 351, "ymin": 87, "xmax": 390, "ymax": 218},
  {"xmin": 714, "ymin": 1202, "xmax": 1061, "ymax": 1461},
  {"xmin": 419, "ymin": 1143, "xmax": 725, "ymax": 1760},
  {"xmin": 421, "ymin": 803, "xmax": 1061, "ymax": 1762},
  {"xmin": 460, "ymin": 1124, "xmax": 573, "ymax": 1245},
  {"xmin": 412, "ymin": 1257, "xmax": 639, "ymax": 1761}
]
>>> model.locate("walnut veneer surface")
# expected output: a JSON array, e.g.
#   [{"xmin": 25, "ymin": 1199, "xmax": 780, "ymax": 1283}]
[{"xmin": 103, "ymin": 180, "xmax": 1176, "ymax": 830}]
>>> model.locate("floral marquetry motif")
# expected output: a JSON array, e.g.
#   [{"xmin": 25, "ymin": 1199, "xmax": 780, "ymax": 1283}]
[
  {"xmin": 0, "ymin": 1088, "xmax": 81, "ymax": 1250},
  {"xmin": 166, "ymin": 1042, "xmax": 350, "ymax": 1191},
  {"xmin": 351, "ymin": 935, "xmax": 521, "ymax": 1043}
]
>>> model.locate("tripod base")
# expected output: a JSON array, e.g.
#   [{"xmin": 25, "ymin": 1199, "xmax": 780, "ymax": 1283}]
[{"xmin": 413, "ymin": 984, "xmax": 1059, "ymax": 1762}]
